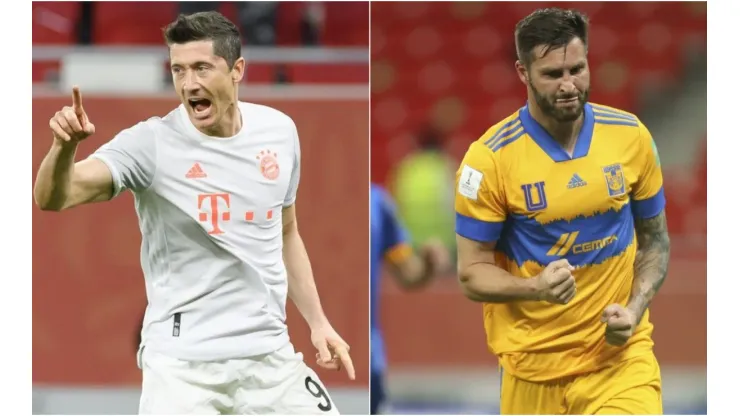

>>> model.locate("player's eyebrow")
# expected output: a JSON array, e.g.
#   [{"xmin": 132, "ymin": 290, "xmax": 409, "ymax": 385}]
[
  {"xmin": 171, "ymin": 60, "xmax": 214, "ymax": 69},
  {"xmin": 539, "ymin": 61, "xmax": 586, "ymax": 74}
]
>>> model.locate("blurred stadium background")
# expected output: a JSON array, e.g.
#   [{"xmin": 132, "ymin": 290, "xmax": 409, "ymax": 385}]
[
  {"xmin": 371, "ymin": 2, "xmax": 706, "ymax": 414},
  {"xmin": 32, "ymin": 1, "xmax": 368, "ymax": 414}
]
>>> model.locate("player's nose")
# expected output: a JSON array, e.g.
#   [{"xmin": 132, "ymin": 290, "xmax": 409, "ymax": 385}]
[
  {"xmin": 558, "ymin": 82, "xmax": 578, "ymax": 96},
  {"xmin": 182, "ymin": 71, "xmax": 202, "ymax": 92}
]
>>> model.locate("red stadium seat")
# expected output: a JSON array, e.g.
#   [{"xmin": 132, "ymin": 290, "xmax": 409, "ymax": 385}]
[
  {"xmin": 274, "ymin": 1, "xmax": 305, "ymax": 46},
  {"xmin": 321, "ymin": 1, "xmax": 369, "ymax": 46},
  {"xmin": 33, "ymin": 2, "xmax": 81, "ymax": 45},
  {"xmin": 93, "ymin": 2, "xmax": 178, "ymax": 45},
  {"xmin": 370, "ymin": 2, "xmax": 706, "ymax": 184}
]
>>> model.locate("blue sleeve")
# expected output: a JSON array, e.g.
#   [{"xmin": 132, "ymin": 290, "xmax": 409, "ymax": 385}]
[{"xmin": 379, "ymin": 189, "xmax": 410, "ymax": 253}]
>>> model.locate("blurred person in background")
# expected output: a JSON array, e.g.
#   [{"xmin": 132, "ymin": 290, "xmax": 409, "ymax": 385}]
[
  {"xmin": 179, "ymin": 1, "xmax": 323, "ymax": 46},
  {"xmin": 390, "ymin": 121, "xmax": 457, "ymax": 260},
  {"xmin": 370, "ymin": 183, "xmax": 450, "ymax": 414},
  {"xmin": 33, "ymin": 10, "xmax": 354, "ymax": 415},
  {"xmin": 454, "ymin": 8, "xmax": 670, "ymax": 415},
  {"xmin": 179, "ymin": 1, "xmax": 279, "ymax": 46}
]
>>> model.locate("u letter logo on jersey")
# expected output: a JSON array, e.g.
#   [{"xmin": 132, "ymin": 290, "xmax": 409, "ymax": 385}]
[
  {"xmin": 521, "ymin": 181, "xmax": 548, "ymax": 211},
  {"xmin": 602, "ymin": 164, "xmax": 626, "ymax": 197}
]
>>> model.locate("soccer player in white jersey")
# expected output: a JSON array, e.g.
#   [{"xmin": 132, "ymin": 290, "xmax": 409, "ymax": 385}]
[{"xmin": 33, "ymin": 11, "xmax": 355, "ymax": 415}]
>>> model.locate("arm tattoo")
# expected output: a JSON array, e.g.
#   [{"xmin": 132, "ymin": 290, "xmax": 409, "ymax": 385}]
[{"xmin": 628, "ymin": 211, "xmax": 671, "ymax": 321}]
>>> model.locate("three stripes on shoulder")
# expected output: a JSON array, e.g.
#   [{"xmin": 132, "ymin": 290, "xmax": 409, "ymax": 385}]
[
  {"xmin": 483, "ymin": 104, "xmax": 639, "ymax": 152},
  {"xmin": 591, "ymin": 104, "xmax": 640, "ymax": 128}
]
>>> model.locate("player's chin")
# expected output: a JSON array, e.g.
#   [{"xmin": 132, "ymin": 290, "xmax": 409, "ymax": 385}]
[{"xmin": 553, "ymin": 107, "xmax": 583, "ymax": 122}]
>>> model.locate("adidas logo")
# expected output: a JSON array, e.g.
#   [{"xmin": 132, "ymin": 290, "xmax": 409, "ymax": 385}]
[
  {"xmin": 186, "ymin": 163, "xmax": 207, "ymax": 179},
  {"xmin": 567, "ymin": 173, "xmax": 587, "ymax": 189}
]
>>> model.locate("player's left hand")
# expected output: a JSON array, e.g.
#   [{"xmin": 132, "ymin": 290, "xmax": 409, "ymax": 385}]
[
  {"xmin": 311, "ymin": 325, "xmax": 356, "ymax": 380},
  {"xmin": 601, "ymin": 304, "xmax": 638, "ymax": 346}
]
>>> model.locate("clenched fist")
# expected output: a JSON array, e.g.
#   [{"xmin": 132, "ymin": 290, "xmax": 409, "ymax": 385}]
[
  {"xmin": 49, "ymin": 86, "xmax": 96, "ymax": 144},
  {"xmin": 601, "ymin": 304, "xmax": 638, "ymax": 346},
  {"xmin": 535, "ymin": 259, "xmax": 576, "ymax": 304}
]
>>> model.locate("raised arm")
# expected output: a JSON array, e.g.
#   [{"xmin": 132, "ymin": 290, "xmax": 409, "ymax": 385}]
[
  {"xmin": 34, "ymin": 87, "xmax": 156, "ymax": 211},
  {"xmin": 34, "ymin": 87, "xmax": 113, "ymax": 211}
]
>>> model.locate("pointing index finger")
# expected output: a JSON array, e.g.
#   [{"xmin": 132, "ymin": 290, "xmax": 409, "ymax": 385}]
[
  {"xmin": 72, "ymin": 86, "xmax": 84, "ymax": 114},
  {"xmin": 335, "ymin": 347, "xmax": 355, "ymax": 380}
]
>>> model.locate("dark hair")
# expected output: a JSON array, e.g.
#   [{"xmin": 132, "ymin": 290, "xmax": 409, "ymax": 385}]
[
  {"xmin": 514, "ymin": 8, "xmax": 589, "ymax": 67},
  {"xmin": 163, "ymin": 11, "xmax": 242, "ymax": 68}
]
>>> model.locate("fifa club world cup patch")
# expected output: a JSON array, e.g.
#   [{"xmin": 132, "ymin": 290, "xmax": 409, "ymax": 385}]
[{"xmin": 458, "ymin": 164, "xmax": 483, "ymax": 200}]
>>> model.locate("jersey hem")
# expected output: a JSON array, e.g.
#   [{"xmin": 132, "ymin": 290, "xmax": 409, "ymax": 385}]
[{"xmin": 142, "ymin": 331, "xmax": 291, "ymax": 362}]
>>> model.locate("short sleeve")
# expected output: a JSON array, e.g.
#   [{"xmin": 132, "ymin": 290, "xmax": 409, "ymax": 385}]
[
  {"xmin": 283, "ymin": 123, "xmax": 301, "ymax": 207},
  {"xmin": 87, "ymin": 121, "xmax": 157, "ymax": 197},
  {"xmin": 631, "ymin": 122, "xmax": 666, "ymax": 219},
  {"xmin": 455, "ymin": 141, "xmax": 508, "ymax": 242}
]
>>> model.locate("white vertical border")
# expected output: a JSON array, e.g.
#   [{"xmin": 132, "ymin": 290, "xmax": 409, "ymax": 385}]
[
  {"xmin": 706, "ymin": 0, "xmax": 729, "ymax": 415},
  {"xmin": 16, "ymin": 1, "xmax": 33, "ymax": 413}
]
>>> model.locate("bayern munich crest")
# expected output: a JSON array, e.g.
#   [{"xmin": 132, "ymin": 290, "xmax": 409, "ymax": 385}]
[{"xmin": 257, "ymin": 150, "xmax": 280, "ymax": 180}]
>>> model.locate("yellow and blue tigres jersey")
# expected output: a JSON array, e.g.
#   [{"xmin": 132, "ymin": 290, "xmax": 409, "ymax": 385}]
[{"xmin": 454, "ymin": 102, "xmax": 665, "ymax": 382}]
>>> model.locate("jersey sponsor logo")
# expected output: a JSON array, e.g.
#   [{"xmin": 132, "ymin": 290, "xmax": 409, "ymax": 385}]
[
  {"xmin": 602, "ymin": 164, "xmax": 626, "ymax": 197},
  {"xmin": 257, "ymin": 150, "xmax": 280, "ymax": 180},
  {"xmin": 547, "ymin": 231, "xmax": 618, "ymax": 256},
  {"xmin": 521, "ymin": 181, "xmax": 547, "ymax": 211},
  {"xmin": 198, "ymin": 193, "xmax": 231, "ymax": 235},
  {"xmin": 547, "ymin": 231, "xmax": 580, "ymax": 256},
  {"xmin": 197, "ymin": 193, "xmax": 277, "ymax": 235},
  {"xmin": 185, "ymin": 162, "xmax": 207, "ymax": 179},
  {"xmin": 458, "ymin": 164, "xmax": 483, "ymax": 200},
  {"xmin": 567, "ymin": 173, "xmax": 587, "ymax": 189}
]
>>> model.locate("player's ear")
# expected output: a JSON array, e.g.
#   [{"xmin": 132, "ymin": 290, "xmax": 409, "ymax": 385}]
[
  {"xmin": 515, "ymin": 61, "xmax": 529, "ymax": 86},
  {"xmin": 231, "ymin": 57, "xmax": 246, "ymax": 84}
]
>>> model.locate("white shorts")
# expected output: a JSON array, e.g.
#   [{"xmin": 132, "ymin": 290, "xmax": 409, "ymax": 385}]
[{"xmin": 137, "ymin": 343, "xmax": 340, "ymax": 415}]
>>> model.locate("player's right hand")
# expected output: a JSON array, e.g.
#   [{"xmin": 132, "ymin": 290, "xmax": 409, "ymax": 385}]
[
  {"xmin": 49, "ymin": 86, "xmax": 96, "ymax": 144},
  {"xmin": 535, "ymin": 259, "xmax": 576, "ymax": 304}
]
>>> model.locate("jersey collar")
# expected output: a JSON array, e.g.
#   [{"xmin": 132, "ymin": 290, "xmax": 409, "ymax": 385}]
[{"xmin": 519, "ymin": 102, "xmax": 595, "ymax": 162}]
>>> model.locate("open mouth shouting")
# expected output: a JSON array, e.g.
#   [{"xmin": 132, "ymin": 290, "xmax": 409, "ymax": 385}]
[{"xmin": 188, "ymin": 97, "xmax": 213, "ymax": 119}]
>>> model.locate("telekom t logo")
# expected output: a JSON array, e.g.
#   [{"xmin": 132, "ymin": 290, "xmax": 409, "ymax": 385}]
[
  {"xmin": 198, "ymin": 193, "xmax": 275, "ymax": 234},
  {"xmin": 198, "ymin": 193, "xmax": 230, "ymax": 235}
]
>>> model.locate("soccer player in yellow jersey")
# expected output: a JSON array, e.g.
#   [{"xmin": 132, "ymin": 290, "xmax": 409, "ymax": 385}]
[{"xmin": 454, "ymin": 8, "xmax": 670, "ymax": 415}]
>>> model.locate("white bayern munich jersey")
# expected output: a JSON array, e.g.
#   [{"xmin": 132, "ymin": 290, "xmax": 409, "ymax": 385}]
[{"xmin": 89, "ymin": 101, "xmax": 300, "ymax": 361}]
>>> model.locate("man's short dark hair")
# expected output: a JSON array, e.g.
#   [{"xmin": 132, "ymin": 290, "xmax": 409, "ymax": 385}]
[
  {"xmin": 163, "ymin": 11, "xmax": 242, "ymax": 69},
  {"xmin": 514, "ymin": 8, "xmax": 589, "ymax": 67}
]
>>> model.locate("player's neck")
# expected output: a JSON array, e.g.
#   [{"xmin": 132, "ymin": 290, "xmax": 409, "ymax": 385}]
[
  {"xmin": 199, "ymin": 102, "xmax": 242, "ymax": 138},
  {"xmin": 529, "ymin": 102, "xmax": 583, "ymax": 154}
]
